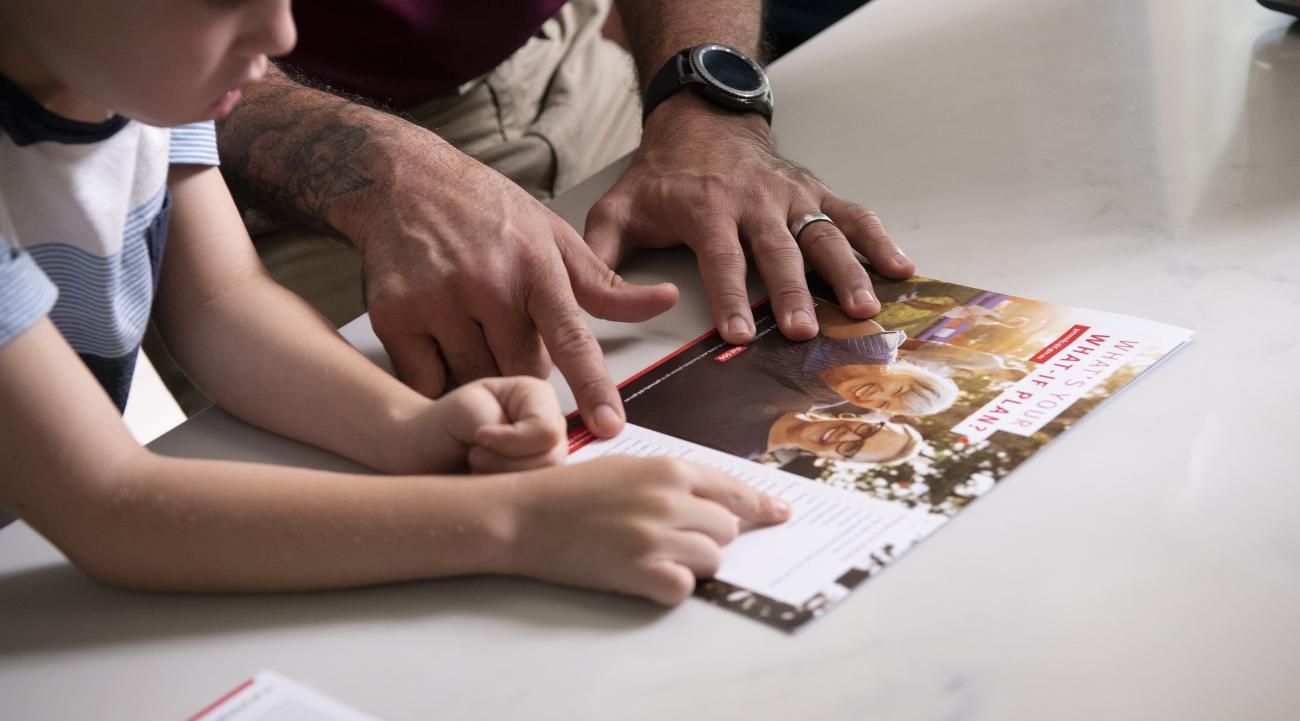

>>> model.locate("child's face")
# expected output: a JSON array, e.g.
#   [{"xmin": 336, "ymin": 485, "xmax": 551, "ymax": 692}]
[{"xmin": 12, "ymin": 0, "xmax": 295, "ymax": 126}]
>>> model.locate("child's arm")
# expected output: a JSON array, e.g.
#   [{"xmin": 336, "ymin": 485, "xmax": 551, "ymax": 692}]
[
  {"xmin": 0, "ymin": 319, "xmax": 786, "ymax": 601},
  {"xmin": 153, "ymin": 164, "xmax": 554, "ymax": 474}
]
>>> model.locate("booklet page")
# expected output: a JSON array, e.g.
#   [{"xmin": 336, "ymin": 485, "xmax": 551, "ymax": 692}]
[
  {"xmin": 569, "ymin": 424, "xmax": 940, "ymax": 608},
  {"xmin": 188, "ymin": 671, "xmax": 383, "ymax": 721},
  {"xmin": 567, "ymin": 273, "xmax": 1192, "ymax": 630}
]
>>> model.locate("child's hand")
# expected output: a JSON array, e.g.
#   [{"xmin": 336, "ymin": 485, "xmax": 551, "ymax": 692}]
[
  {"xmin": 500, "ymin": 456, "xmax": 792, "ymax": 606},
  {"xmin": 394, "ymin": 376, "xmax": 566, "ymax": 474},
  {"xmin": 437, "ymin": 377, "xmax": 567, "ymax": 473}
]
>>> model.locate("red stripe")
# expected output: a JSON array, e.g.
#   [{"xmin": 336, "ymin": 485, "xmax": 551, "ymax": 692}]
[
  {"xmin": 567, "ymin": 426, "xmax": 598, "ymax": 453},
  {"xmin": 186, "ymin": 678, "xmax": 256, "ymax": 721},
  {"xmin": 564, "ymin": 298, "xmax": 768, "ymax": 425},
  {"xmin": 616, "ymin": 298, "xmax": 768, "ymax": 390},
  {"xmin": 1029, "ymin": 324, "xmax": 1090, "ymax": 364}
]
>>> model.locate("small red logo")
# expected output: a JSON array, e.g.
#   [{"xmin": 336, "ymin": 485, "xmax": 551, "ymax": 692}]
[
  {"xmin": 714, "ymin": 346, "xmax": 748, "ymax": 362},
  {"xmin": 1030, "ymin": 324, "xmax": 1090, "ymax": 364}
]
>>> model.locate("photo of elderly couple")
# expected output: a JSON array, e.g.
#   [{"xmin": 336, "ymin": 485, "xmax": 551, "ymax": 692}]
[{"xmin": 614, "ymin": 272, "xmax": 1191, "ymax": 628}]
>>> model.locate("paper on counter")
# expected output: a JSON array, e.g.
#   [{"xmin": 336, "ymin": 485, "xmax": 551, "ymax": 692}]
[
  {"xmin": 187, "ymin": 671, "xmax": 383, "ymax": 721},
  {"xmin": 568, "ymin": 423, "xmax": 936, "ymax": 608}
]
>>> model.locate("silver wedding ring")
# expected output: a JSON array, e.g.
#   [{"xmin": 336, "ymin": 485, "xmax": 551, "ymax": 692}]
[{"xmin": 790, "ymin": 211, "xmax": 836, "ymax": 240}]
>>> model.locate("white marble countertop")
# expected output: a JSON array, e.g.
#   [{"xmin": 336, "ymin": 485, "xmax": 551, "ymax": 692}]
[{"xmin": 3, "ymin": 0, "xmax": 1299, "ymax": 718}]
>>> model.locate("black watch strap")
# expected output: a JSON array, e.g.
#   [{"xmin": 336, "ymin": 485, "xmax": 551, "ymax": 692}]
[
  {"xmin": 642, "ymin": 46, "xmax": 773, "ymax": 126},
  {"xmin": 642, "ymin": 50, "xmax": 691, "ymax": 124}
]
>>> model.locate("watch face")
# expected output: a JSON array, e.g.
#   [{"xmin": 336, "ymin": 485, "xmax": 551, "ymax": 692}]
[{"xmin": 693, "ymin": 45, "xmax": 768, "ymax": 97}]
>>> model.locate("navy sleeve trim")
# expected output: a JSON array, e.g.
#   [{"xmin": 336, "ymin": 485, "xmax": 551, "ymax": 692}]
[{"xmin": 0, "ymin": 73, "xmax": 128, "ymax": 146}]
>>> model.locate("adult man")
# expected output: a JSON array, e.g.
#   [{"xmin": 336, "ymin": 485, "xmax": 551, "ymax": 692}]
[
  {"xmin": 764, "ymin": 412, "xmax": 922, "ymax": 465},
  {"xmin": 216, "ymin": 0, "xmax": 915, "ymax": 439}
]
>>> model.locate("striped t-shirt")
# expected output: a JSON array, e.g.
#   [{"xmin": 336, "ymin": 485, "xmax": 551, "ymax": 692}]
[{"xmin": 0, "ymin": 74, "xmax": 220, "ymax": 411}]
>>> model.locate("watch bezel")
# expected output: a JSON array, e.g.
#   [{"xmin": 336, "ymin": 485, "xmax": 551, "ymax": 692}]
[{"xmin": 687, "ymin": 43, "xmax": 771, "ymax": 101}]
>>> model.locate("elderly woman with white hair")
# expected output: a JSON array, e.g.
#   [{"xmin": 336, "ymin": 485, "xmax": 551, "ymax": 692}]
[{"xmin": 754, "ymin": 300, "xmax": 960, "ymax": 418}]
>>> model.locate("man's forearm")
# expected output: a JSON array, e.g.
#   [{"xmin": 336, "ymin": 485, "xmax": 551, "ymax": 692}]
[
  {"xmin": 216, "ymin": 65, "xmax": 450, "ymax": 248},
  {"xmin": 156, "ymin": 166, "xmax": 461, "ymax": 475},
  {"xmin": 615, "ymin": 0, "xmax": 764, "ymax": 89}
]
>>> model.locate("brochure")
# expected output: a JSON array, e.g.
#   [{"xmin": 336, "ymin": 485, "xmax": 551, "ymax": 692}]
[
  {"xmin": 187, "ymin": 670, "xmax": 384, "ymax": 721},
  {"xmin": 567, "ymin": 272, "xmax": 1192, "ymax": 631}
]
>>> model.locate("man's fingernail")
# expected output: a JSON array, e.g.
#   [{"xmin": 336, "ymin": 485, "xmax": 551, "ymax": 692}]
[
  {"xmin": 852, "ymin": 288, "xmax": 875, "ymax": 309},
  {"xmin": 771, "ymin": 498, "xmax": 792, "ymax": 519},
  {"xmin": 791, "ymin": 308, "xmax": 815, "ymax": 329},
  {"xmin": 726, "ymin": 315, "xmax": 752, "ymax": 339},
  {"xmin": 593, "ymin": 403, "xmax": 621, "ymax": 433}
]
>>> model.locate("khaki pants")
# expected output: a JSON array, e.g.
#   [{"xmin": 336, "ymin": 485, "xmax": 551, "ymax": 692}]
[
  {"xmin": 259, "ymin": 0, "xmax": 641, "ymax": 310},
  {"xmin": 155, "ymin": 0, "xmax": 642, "ymax": 414},
  {"xmin": 407, "ymin": 0, "xmax": 641, "ymax": 200}
]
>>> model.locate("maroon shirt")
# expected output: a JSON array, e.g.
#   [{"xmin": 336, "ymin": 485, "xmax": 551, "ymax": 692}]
[{"xmin": 285, "ymin": 0, "xmax": 568, "ymax": 108}]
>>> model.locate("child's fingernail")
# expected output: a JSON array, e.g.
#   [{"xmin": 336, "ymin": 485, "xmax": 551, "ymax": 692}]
[{"xmin": 771, "ymin": 498, "xmax": 792, "ymax": 519}]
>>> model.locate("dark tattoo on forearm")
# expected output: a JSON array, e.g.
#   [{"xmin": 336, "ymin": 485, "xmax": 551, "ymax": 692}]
[
  {"xmin": 282, "ymin": 121, "xmax": 377, "ymax": 220},
  {"xmin": 217, "ymin": 70, "xmax": 401, "ymax": 236}
]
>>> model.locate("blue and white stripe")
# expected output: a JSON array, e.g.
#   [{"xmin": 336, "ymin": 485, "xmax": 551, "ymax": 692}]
[
  {"xmin": 1, "ymin": 110, "xmax": 218, "ymax": 410},
  {"xmin": 28, "ymin": 193, "xmax": 163, "ymax": 359},
  {"xmin": 169, "ymin": 122, "xmax": 221, "ymax": 165},
  {"xmin": 0, "ymin": 245, "xmax": 58, "ymax": 346}
]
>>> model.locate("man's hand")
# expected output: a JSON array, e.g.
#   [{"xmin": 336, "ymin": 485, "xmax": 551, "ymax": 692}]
[
  {"xmin": 361, "ymin": 144, "xmax": 679, "ymax": 438},
  {"xmin": 218, "ymin": 66, "xmax": 677, "ymax": 439},
  {"xmin": 584, "ymin": 92, "xmax": 915, "ymax": 346}
]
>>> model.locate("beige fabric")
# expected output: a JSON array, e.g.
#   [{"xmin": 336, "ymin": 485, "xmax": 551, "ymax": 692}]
[
  {"xmin": 406, "ymin": 0, "xmax": 641, "ymax": 199},
  {"xmin": 155, "ymin": 0, "xmax": 641, "ymax": 414}
]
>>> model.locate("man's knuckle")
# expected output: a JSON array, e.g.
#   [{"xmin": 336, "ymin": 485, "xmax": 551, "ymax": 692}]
[
  {"xmin": 697, "ymin": 243, "xmax": 746, "ymax": 272},
  {"xmin": 548, "ymin": 316, "xmax": 595, "ymax": 349},
  {"xmin": 750, "ymin": 219, "xmax": 790, "ymax": 245},
  {"xmin": 692, "ymin": 178, "xmax": 737, "ymax": 216},
  {"xmin": 586, "ymin": 198, "xmax": 624, "ymax": 228},
  {"xmin": 751, "ymin": 235, "xmax": 802, "ymax": 266},
  {"xmin": 774, "ymin": 286, "xmax": 811, "ymax": 309},
  {"xmin": 568, "ymin": 375, "xmax": 610, "ymax": 405},
  {"xmin": 799, "ymin": 224, "xmax": 845, "ymax": 254},
  {"xmin": 696, "ymin": 174, "xmax": 730, "ymax": 198},
  {"xmin": 844, "ymin": 202, "xmax": 884, "ymax": 230},
  {"xmin": 711, "ymin": 289, "xmax": 752, "ymax": 316}
]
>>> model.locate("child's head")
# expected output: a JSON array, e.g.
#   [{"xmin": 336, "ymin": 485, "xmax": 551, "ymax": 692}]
[
  {"xmin": 0, "ymin": 0, "xmax": 296, "ymax": 126},
  {"xmin": 823, "ymin": 360, "xmax": 959, "ymax": 416}
]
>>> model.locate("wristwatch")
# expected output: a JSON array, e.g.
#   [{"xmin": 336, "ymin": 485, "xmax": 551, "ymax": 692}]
[{"xmin": 641, "ymin": 44, "xmax": 774, "ymax": 125}]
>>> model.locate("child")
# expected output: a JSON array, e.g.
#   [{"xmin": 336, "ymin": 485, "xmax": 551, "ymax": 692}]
[{"xmin": 0, "ymin": 0, "xmax": 788, "ymax": 607}]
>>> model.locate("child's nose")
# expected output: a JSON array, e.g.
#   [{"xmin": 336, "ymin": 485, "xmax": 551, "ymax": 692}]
[{"xmin": 260, "ymin": 0, "xmax": 298, "ymax": 58}]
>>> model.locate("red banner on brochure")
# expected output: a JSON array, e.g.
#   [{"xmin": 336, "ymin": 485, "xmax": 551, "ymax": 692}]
[
  {"xmin": 714, "ymin": 346, "xmax": 747, "ymax": 363},
  {"xmin": 1030, "ymin": 324, "xmax": 1091, "ymax": 364}
]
